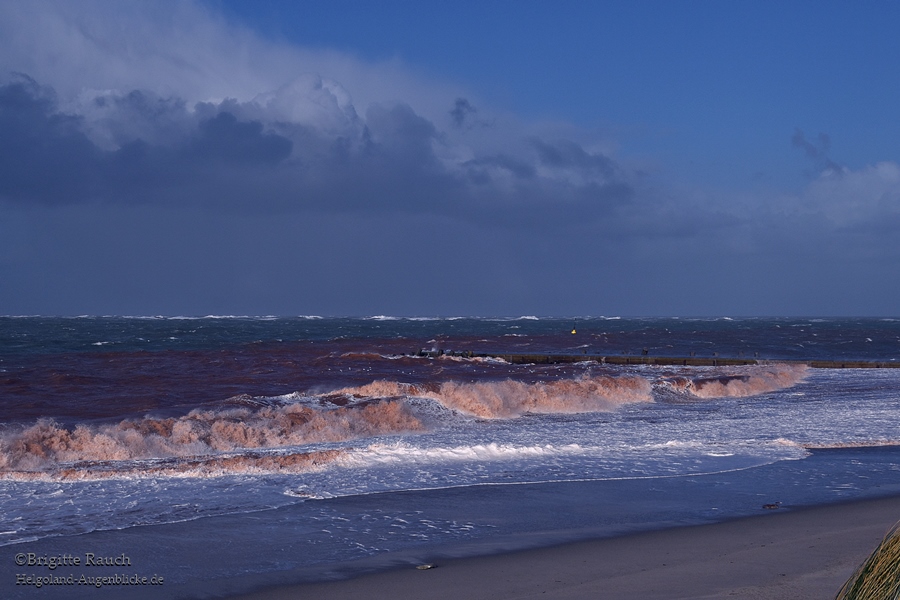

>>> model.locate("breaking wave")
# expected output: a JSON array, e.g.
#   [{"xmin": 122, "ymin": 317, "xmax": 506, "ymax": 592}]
[
  {"xmin": 0, "ymin": 400, "xmax": 422, "ymax": 478},
  {"xmin": 335, "ymin": 375, "xmax": 653, "ymax": 418},
  {"xmin": 659, "ymin": 364, "xmax": 808, "ymax": 398}
]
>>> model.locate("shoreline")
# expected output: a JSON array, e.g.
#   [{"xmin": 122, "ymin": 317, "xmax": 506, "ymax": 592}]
[{"xmin": 228, "ymin": 494, "xmax": 900, "ymax": 600}]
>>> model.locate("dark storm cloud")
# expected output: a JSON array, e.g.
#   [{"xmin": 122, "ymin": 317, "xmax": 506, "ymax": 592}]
[
  {"xmin": 90, "ymin": 90, "xmax": 193, "ymax": 147},
  {"xmin": 0, "ymin": 75, "xmax": 641, "ymax": 230},
  {"xmin": 0, "ymin": 76, "xmax": 295, "ymax": 205},
  {"xmin": 0, "ymin": 75, "xmax": 101, "ymax": 203},
  {"xmin": 364, "ymin": 103, "xmax": 440, "ymax": 168},
  {"xmin": 191, "ymin": 112, "xmax": 292, "ymax": 165}
]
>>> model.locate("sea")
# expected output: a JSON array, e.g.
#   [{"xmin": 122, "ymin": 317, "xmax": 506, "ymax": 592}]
[{"xmin": 1, "ymin": 316, "xmax": 900, "ymax": 599}]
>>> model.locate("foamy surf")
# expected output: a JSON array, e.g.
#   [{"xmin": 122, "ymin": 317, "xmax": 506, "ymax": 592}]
[
  {"xmin": 0, "ymin": 375, "xmax": 651, "ymax": 480},
  {"xmin": 0, "ymin": 448, "xmax": 347, "ymax": 481},
  {"xmin": 0, "ymin": 366, "xmax": 814, "ymax": 481},
  {"xmin": 335, "ymin": 375, "xmax": 653, "ymax": 418},
  {"xmin": 342, "ymin": 441, "xmax": 588, "ymax": 466},
  {"xmin": 658, "ymin": 364, "xmax": 808, "ymax": 398},
  {"xmin": 0, "ymin": 399, "xmax": 423, "ymax": 477}
]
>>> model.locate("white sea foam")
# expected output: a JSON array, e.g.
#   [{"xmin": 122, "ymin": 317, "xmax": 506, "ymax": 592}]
[{"xmin": 343, "ymin": 442, "xmax": 587, "ymax": 467}]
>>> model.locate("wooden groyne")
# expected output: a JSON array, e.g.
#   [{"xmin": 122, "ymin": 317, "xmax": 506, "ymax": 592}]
[
  {"xmin": 476, "ymin": 354, "xmax": 900, "ymax": 368},
  {"xmin": 413, "ymin": 349, "xmax": 900, "ymax": 368}
]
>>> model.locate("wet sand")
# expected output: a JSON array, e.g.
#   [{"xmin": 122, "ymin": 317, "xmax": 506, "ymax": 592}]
[{"xmin": 229, "ymin": 494, "xmax": 900, "ymax": 600}]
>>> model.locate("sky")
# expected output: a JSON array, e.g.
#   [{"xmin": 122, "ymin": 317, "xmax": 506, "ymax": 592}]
[{"xmin": 1, "ymin": 1, "xmax": 899, "ymax": 317}]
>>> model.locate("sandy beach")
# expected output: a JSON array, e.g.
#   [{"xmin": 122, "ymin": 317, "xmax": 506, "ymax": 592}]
[{"xmin": 230, "ymin": 495, "xmax": 900, "ymax": 600}]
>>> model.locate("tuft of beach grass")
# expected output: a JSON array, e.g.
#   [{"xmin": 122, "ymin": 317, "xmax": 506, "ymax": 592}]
[{"xmin": 835, "ymin": 520, "xmax": 900, "ymax": 600}]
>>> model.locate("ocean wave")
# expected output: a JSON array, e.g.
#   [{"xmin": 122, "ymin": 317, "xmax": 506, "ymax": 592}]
[
  {"xmin": 334, "ymin": 375, "xmax": 653, "ymax": 418},
  {"xmin": 658, "ymin": 364, "xmax": 808, "ymax": 399},
  {"xmin": 0, "ymin": 400, "xmax": 423, "ymax": 477},
  {"xmin": 0, "ymin": 373, "xmax": 655, "ymax": 479},
  {"xmin": 0, "ymin": 366, "xmax": 812, "ymax": 480}
]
